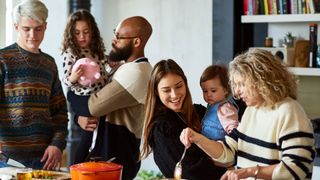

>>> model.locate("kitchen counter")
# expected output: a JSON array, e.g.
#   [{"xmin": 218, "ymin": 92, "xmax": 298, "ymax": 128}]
[{"xmin": 312, "ymin": 166, "xmax": 320, "ymax": 180}]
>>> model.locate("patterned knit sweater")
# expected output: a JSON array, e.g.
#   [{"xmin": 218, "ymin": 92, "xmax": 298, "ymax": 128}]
[
  {"xmin": 0, "ymin": 43, "xmax": 68, "ymax": 162},
  {"xmin": 215, "ymin": 97, "xmax": 315, "ymax": 179}
]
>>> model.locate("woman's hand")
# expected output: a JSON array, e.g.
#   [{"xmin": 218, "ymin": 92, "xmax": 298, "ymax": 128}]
[
  {"xmin": 220, "ymin": 166, "xmax": 257, "ymax": 180},
  {"xmin": 180, "ymin": 127, "xmax": 225, "ymax": 159},
  {"xmin": 78, "ymin": 116, "xmax": 99, "ymax": 131},
  {"xmin": 180, "ymin": 127, "xmax": 201, "ymax": 148}
]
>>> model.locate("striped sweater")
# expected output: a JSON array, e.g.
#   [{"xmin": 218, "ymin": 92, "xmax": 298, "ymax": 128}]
[
  {"xmin": 216, "ymin": 97, "xmax": 315, "ymax": 179},
  {"xmin": 0, "ymin": 43, "xmax": 68, "ymax": 162}
]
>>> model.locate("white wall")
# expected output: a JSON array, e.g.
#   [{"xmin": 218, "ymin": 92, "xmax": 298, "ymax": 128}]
[
  {"xmin": 42, "ymin": 0, "xmax": 68, "ymax": 80},
  {"xmin": 92, "ymin": 0, "xmax": 213, "ymax": 105},
  {"xmin": 91, "ymin": 0, "xmax": 213, "ymax": 173},
  {"xmin": 0, "ymin": 0, "xmax": 5, "ymax": 47}
]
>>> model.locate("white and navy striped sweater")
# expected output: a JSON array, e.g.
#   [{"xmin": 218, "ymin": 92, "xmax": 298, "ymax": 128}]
[{"xmin": 216, "ymin": 97, "xmax": 315, "ymax": 179}]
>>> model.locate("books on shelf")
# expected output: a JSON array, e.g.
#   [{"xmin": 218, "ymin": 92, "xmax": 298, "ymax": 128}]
[{"xmin": 243, "ymin": 0, "xmax": 320, "ymax": 15}]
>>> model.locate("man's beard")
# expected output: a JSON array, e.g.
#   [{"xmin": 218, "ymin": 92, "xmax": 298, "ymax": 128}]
[{"xmin": 108, "ymin": 43, "xmax": 133, "ymax": 62}]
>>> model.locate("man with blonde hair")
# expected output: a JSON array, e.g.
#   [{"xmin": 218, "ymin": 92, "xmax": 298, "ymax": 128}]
[{"xmin": 0, "ymin": 0, "xmax": 68, "ymax": 170}]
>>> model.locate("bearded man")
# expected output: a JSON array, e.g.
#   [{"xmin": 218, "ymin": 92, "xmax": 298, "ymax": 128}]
[{"xmin": 67, "ymin": 16, "xmax": 153, "ymax": 180}]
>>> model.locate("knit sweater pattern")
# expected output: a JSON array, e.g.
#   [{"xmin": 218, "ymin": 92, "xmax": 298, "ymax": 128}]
[{"xmin": 0, "ymin": 43, "xmax": 68, "ymax": 161}]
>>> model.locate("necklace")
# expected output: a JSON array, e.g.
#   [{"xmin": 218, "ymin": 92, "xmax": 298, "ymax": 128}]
[
  {"xmin": 16, "ymin": 44, "xmax": 40, "ymax": 68},
  {"xmin": 176, "ymin": 112, "xmax": 187, "ymax": 125}
]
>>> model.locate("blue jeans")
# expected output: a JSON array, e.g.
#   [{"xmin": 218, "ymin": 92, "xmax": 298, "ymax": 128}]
[{"xmin": 0, "ymin": 159, "xmax": 44, "ymax": 169}]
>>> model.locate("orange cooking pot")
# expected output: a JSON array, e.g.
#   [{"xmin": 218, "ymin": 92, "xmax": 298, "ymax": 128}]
[{"xmin": 70, "ymin": 161, "xmax": 122, "ymax": 180}]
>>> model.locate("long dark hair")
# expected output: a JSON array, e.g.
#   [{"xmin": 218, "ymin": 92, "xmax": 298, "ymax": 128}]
[
  {"xmin": 140, "ymin": 59, "xmax": 201, "ymax": 159},
  {"xmin": 61, "ymin": 9, "xmax": 105, "ymax": 60}
]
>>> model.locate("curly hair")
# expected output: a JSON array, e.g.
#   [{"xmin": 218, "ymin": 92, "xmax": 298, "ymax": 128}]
[
  {"xmin": 229, "ymin": 48, "xmax": 298, "ymax": 107},
  {"xmin": 61, "ymin": 9, "xmax": 105, "ymax": 60}
]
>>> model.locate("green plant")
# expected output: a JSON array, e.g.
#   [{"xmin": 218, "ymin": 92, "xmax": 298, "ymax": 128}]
[{"xmin": 135, "ymin": 169, "xmax": 165, "ymax": 180}]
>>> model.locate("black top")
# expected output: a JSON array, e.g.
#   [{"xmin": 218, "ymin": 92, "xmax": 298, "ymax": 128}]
[{"xmin": 148, "ymin": 106, "xmax": 226, "ymax": 180}]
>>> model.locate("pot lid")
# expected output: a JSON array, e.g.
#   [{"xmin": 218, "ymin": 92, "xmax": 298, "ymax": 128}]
[{"xmin": 70, "ymin": 162, "xmax": 122, "ymax": 172}]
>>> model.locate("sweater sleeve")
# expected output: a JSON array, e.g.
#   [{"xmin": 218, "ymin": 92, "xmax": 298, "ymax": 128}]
[
  {"xmin": 88, "ymin": 62, "xmax": 151, "ymax": 117},
  {"xmin": 61, "ymin": 50, "xmax": 77, "ymax": 87},
  {"xmin": 272, "ymin": 100, "xmax": 315, "ymax": 179},
  {"xmin": 49, "ymin": 63, "xmax": 69, "ymax": 151},
  {"xmin": 217, "ymin": 102, "xmax": 239, "ymax": 134}
]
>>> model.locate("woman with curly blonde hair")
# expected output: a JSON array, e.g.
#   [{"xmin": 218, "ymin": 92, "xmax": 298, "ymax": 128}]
[
  {"xmin": 180, "ymin": 49, "xmax": 315, "ymax": 179},
  {"xmin": 229, "ymin": 48, "xmax": 297, "ymax": 107}
]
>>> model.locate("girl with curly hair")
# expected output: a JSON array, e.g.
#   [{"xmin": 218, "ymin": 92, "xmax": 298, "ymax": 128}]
[{"xmin": 60, "ymin": 9, "xmax": 117, "ymax": 164}]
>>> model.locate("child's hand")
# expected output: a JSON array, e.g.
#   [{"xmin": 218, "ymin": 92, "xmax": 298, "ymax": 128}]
[{"xmin": 69, "ymin": 65, "xmax": 84, "ymax": 84}]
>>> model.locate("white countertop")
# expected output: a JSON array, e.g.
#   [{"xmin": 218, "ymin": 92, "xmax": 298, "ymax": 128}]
[{"xmin": 312, "ymin": 166, "xmax": 320, "ymax": 180}]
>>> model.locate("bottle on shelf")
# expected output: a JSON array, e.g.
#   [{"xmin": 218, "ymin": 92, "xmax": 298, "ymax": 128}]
[{"xmin": 308, "ymin": 23, "xmax": 318, "ymax": 67}]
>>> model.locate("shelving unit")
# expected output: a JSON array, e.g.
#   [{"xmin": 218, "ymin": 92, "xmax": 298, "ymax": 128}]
[
  {"xmin": 242, "ymin": 14, "xmax": 320, "ymax": 77},
  {"xmin": 241, "ymin": 14, "xmax": 320, "ymax": 23},
  {"xmin": 289, "ymin": 67, "xmax": 320, "ymax": 76}
]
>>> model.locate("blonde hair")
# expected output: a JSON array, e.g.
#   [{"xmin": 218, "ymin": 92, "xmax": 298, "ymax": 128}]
[
  {"xmin": 13, "ymin": 0, "xmax": 48, "ymax": 24},
  {"xmin": 229, "ymin": 48, "xmax": 298, "ymax": 107}
]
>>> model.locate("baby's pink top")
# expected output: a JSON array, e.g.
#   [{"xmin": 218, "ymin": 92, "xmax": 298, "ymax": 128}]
[{"xmin": 217, "ymin": 102, "xmax": 239, "ymax": 134}]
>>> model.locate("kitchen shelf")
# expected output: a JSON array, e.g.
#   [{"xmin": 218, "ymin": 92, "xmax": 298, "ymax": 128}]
[
  {"xmin": 289, "ymin": 67, "xmax": 320, "ymax": 76},
  {"xmin": 241, "ymin": 14, "xmax": 320, "ymax": 23}
]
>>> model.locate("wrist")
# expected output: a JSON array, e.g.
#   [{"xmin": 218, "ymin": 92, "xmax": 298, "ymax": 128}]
[{"xmin": 194, "ymin": 133, "xmax": 202, "ymax": 144}]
